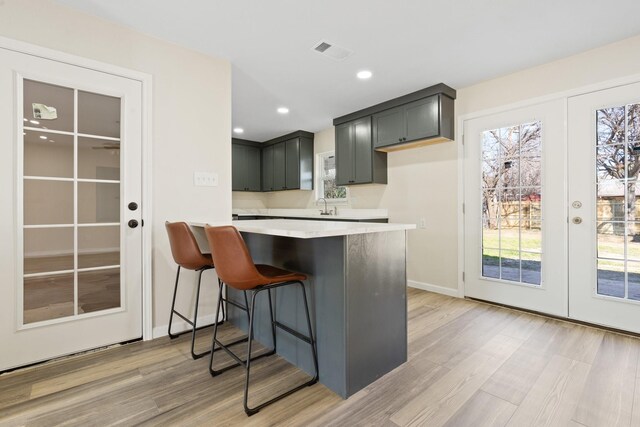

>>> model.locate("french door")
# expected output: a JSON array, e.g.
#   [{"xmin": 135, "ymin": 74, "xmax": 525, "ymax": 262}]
[
  {"xmin": 568, "ymin": 82, "xmax": 640, "ymax": 333},
  {"xmin": 463, "ymin": 99, "xmax": 568, "ymax": 317},
  {"xmin": 464, "ymin": 84, "xmax": 640, "ymax": 333},
  {"xmin": 0, "ymin": 47, "xmax": 143, "ymax": 371}
]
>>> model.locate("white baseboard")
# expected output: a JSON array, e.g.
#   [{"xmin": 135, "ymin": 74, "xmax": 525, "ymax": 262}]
[
  {"xmin": 408, "ymin": 280, "xmax": 461, "ymax": 298},
  {"xmin": 152, "ymin": 313, "xmax": 221, "ymax": 339}
]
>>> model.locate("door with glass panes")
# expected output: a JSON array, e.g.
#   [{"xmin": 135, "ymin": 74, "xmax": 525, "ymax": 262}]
[
  {"xmin": 568, "ymin": 82, "xmax": 640, "ymax": 333},
  {"xmin": 463, "ymin": 99, "xmax": 568, "ymax": 317},
  {"xmin": 0, "ymin": 47, "xmax": 143, "ymax": 371}
]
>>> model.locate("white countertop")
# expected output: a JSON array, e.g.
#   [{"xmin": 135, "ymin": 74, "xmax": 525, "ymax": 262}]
[
  {"xmin": 232, "ymin": 208, "xmax": 388, "ymax": 220},
  {"xmin": 191, "ymin": 219, "xmax": 415, "ymax": 239}
]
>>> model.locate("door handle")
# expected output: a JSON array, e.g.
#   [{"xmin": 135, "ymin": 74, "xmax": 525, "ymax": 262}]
[
  {"xmin": 128, "ymin": 202, "xmax": 138, "ymax": 211},
  {"xmin": 128, "ymin": 219, "xmax": 139, "ymax": 228},
  {"xmin": 572, "ymin": 217, "xmax": 583, "ymax": 225}
]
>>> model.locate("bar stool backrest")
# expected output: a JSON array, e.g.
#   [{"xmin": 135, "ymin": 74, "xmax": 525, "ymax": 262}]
[
  {"xmin": 165, "ymin": 221, "xmax": 212, "ymax": 270},
  {"xmin": 204, "ymin": 225, "xmax": 263, "ymax": 290}
]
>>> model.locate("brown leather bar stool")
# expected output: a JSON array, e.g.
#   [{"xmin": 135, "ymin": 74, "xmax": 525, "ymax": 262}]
[
  {"xmin": 165, "ymin": 221, "xmax": 224, "ymax": 359},
  {"xmin": 204, "ymin": 225, "xmax": 318, "ymax": 416}
]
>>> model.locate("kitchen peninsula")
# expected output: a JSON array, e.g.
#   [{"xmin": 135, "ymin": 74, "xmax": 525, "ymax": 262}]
[{"xmin": 190, "ymin": 219, "xmax": 415, "ymax": 398}]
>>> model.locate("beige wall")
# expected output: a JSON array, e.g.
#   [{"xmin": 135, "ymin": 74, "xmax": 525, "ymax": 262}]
[
  {"xmin": 0, "ymin": 0, "xmax": 232, "ymax": 329},
  {"xmin": 234, "ymin": 34, "xmax": 640, "ymax": 292}
]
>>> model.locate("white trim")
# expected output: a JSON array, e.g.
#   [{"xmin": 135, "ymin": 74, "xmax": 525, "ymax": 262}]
[
  {"xmin": 0, "ymin": 35, "xmax": 154, "ymax": 341},
  {"xmin": 408, "ymin": 280, "xmax": 461, "ymax": 298},
  {"xmin": 24, "ymin": 247, "xmax": 120, "ymax": 258}
]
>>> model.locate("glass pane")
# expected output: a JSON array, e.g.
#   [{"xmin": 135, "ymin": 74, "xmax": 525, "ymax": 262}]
[
  {"xmin": 521, "ymin": 252, "xmax": 541, "ymax": 285},
  {"xmin": 78, "ymin": 268, "xmax": 120, "ymax": 314},
  {"xmin": 499, "ymin": 225, "xmax": 520, "ymax": 252},
  {"xmin": 78, "ymin": 182, "xmax": 120, "ymax": 224},
  {"xmin": 24, "ymin": 180, "xmax": 73, "ymax": 225},
  {"xmin": 596, "ymin": 144, "xmax": 625, "ymax": 182},
  {"xmin": 519, "ymin": 122, "xmax": 542, "ymax": 157},
  {"xmin": 23, "ymin": 79, "xmax": 74, "ymax": 133},
  {"xmin": 24, "ymin": 130, "xmax": 73, "ymax": 178},
  {"xmin": 498, "ymin": 126, "xmax": 519, "ymax": 157},
  {"xmin": 481, "ymin": 131, "xmax": 500, "ymax": 159},
  {"xmin": 481, "ymin": 189, "xmax": 500, "ymax": 218},
  {"xmin": 628, "ymin": 261, "xmax": 640, "ymax": 301},
  {"xmin": 627, "ymin": 222, "xmax": 640, "ymax": 261},
  {"xmin": 597, "ymin": 107, "xmax": 625, "ymax": 145},
  {"xmin": 501, "ymin": 158, "xmax": 519, "ymax": 187},
  {"xmin": 78, "ymin": 91, "xmax": 121, "ymax": 138},
  {"xmin": 627, "ymin": 103, "xmax": 640, "ymax": 143},
  {"xmin": 597, "ymin": 181, "xmax": 625, "ymax": 221},
  {"xmin": 482, "ymin": 247, "xmax": 500, "ymax": 279},
  {"xmin": 521, "ymin": 227, "xmax": 541, "ymax": 253},
  {"xmin": 520, "ymin": 158, "xmax": 541, "ymax": 187},
  {"xmin": 597, "ymin": 259, "xmax": 625, "ymax": 298},
  {"xmin": 24, "ymin": 272, "xmax": 74, "ymax": 324},
  {"xmin": 482, "ymin": 159, "xmax": 502, "ymax": 188},
  {"xmin": 24, "ymin": 227, "xmax": 73, "ymax": 274},
  {"xmin": 625, "ymin": 178, "xmax": 640, "ymax": 221},
  {"xmin": 78, "ymin": 137, "xmax": 121, "ymax": 180},
  {"xmin": 482, "ymin": 216, "xmax": 499, "ymax": 250},
  {"xmin": 597, "ymin": 222, "xmax": 625, "ymax": 260},
  {"xmin": 500, "ymin": 250, "xmax": 520, "ymax": 282},
  {"xmin": 78, "ymin": 226, "xmax": 120, "ymax": 269}
]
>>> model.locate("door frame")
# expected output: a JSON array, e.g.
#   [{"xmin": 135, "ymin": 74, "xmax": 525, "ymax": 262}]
[
  {"xmin": 458, "ymin": 72, "xmax": 640, "ymax": 302},
  {"xmin": 0, "ymin": 36, "xmax": 154, "ymax": 341}
]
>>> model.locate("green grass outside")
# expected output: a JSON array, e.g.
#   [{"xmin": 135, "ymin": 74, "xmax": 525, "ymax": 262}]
[{"xmin": 483, "ymin": 228, "xmax": 640, "ymax": 273}]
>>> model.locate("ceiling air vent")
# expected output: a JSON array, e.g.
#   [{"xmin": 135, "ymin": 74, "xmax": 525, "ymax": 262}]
[{"xmin": 312, "ymin": 40, "xmax": 353, "ymax": 61}]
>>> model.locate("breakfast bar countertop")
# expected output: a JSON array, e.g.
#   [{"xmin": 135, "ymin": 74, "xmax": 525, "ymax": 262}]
[{"xmin": 189, "ymin": 219, "xmax": 416, "ymax": 239}]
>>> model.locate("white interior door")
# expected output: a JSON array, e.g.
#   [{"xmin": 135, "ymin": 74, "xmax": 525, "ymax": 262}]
[
  {"xmin": 463, "ymin": 99, "xmax": 568, "ymax": 316},
  {"xmin": 568, "ymin": 82, "xmax": 640, "ymax": 333},
  {"xmin": 0, "ymin": 47, "xmax": 143, "ymax": 371}
]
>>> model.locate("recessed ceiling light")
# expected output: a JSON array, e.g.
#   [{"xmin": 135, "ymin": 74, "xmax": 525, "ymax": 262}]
[
  {"xmin": 357, "ymin": 70, "xmax": 373, "ymax": 79},
  {"xmin": 39, "ymin": 135, "xmax": 47, "ymax": 140},
  {"xmin": 277, "ymin": 107, "xmax": 289, "ymax": 114},
  {"xmin": 30, "ymin": 120, "xmax": 40, "ymax": 125},
  {"xmin": 233, "ymin": 127, "xmax": 244, "ymax": 134}
]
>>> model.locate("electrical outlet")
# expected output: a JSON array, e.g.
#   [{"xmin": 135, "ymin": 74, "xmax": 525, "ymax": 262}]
[
  {"xmin": 194, "ymin": 172, "xmax": 218, "ymax": 187},
  {"xmin": 419, "ymin": 217, "xmax": 426, "ymax": 229}
]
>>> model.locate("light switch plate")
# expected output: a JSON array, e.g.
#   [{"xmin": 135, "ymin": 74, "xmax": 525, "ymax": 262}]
[{"xmin": 194, "ymin": 172, "xmax": 218, "ymax": 187}]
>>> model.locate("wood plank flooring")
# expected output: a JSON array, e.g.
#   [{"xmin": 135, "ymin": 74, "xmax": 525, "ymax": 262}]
[{"xmin": 1, "ymin": 287, "xmax": 639, "ymax": 426}]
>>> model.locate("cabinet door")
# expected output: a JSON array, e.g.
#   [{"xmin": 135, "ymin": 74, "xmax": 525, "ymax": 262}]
[
  {"xmin": 246, "ymin": 146, "xmax": 261, "ymax": 191},
  {"xmin": 373, "ymin": 107, "xmax": 405, "ymax": 148},
  {"xmin": 336, "ymin": 122, "xmax": 354, "ymax": 185},
  {"xmin": 353, "ymin": 117, "xmax": 372, "ymax": 183},
  {"xmin": 261, "ymin": 145, "xmax": 274, "ymax": 191},
  {"xmin": 232, "ymin": 144, "xmax": 246, "ymax": 191},
  {"xmin": 285, "ymin": 138, "xmax": 300, "ymax": 190},
  {"xmin": 273, "ymin": 142, "xmax": 286, "ymax": 190},
  {"xmin": 405, "ymin": 95, "xmax": 439, "ymax": 141}
]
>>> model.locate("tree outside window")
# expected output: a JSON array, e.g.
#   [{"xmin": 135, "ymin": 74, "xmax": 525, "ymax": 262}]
[{"xmin": 317, "ymin": 151, "xmax": 347, "ymax": 201}]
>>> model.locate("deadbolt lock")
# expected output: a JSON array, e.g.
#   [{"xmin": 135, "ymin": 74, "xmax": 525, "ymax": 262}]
[
  {"xmin": 572, "ymin": 201, "xmax": 582, "ymax": 209},
  {"xmin": 572, "ymin": 217, "xmax": 583, "ymax": 224}
]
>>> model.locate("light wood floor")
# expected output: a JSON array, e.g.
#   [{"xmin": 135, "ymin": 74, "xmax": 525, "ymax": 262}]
[{"xmin": 1, "ymin": 288, "xmax": 639, "ymax": 426}]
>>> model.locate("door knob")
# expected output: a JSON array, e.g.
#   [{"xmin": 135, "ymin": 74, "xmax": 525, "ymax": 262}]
[
  {"xmin": 572, "ymin": 217, "xmax": 583, "ymax": 224},
  {"xmin": 128, "ymin": 219, "xmax": 139, "ymax": 228},
  {"xmin": 128, "ymin": 202, "xmax": 138, "ymax": 211}
]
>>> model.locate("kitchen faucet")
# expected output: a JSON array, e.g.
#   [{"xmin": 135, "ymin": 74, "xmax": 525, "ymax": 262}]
[{"xmin": 318, "ymin": 198, "xmax": 331, "ymax": 215}]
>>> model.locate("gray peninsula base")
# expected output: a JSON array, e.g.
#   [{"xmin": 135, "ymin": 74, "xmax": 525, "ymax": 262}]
[{"xmin": 226, "ymin": 230, "xmax": 408, "ymax": 399}]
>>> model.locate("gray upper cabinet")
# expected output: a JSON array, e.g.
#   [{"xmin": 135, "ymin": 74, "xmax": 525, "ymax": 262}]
[
  {"xmin": 232, "ymin": 142, "xmax": 261, "ymax": 192},
  {"xmin": 261, "ymin": 145, "xmax": 274, "ymax": 191},
  {"xmin": 273, "ymin": 142, "xmax": 286, "ymax": 190},
  {"xmin": 259, "ymin": 131, "xmax": 314, "ymax": 192},
  {"xmin": 373, "ymin": 94, "xmax": 454, "ymax": 150},
  {"xmin": 285, "ymin": 138, "xmax": 300, "ymax": 190},
  {"xmin": 336, "ymin": 117, "xmax": 387, "ymax": 186}
]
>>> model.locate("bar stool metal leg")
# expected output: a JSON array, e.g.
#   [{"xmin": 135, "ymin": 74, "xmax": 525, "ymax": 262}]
[
  {"xmin": 167, "ymin": 266, "xmax": 182, "ymax": 339},
  {"xmin": 242, "ymin": 282, "xmax": 319, "ymax": 416}
]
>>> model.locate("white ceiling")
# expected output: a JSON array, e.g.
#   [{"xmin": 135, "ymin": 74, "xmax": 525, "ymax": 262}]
[{"xmin": 55, "ymin": 0, "xmax": 640, "ymax": 141}]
